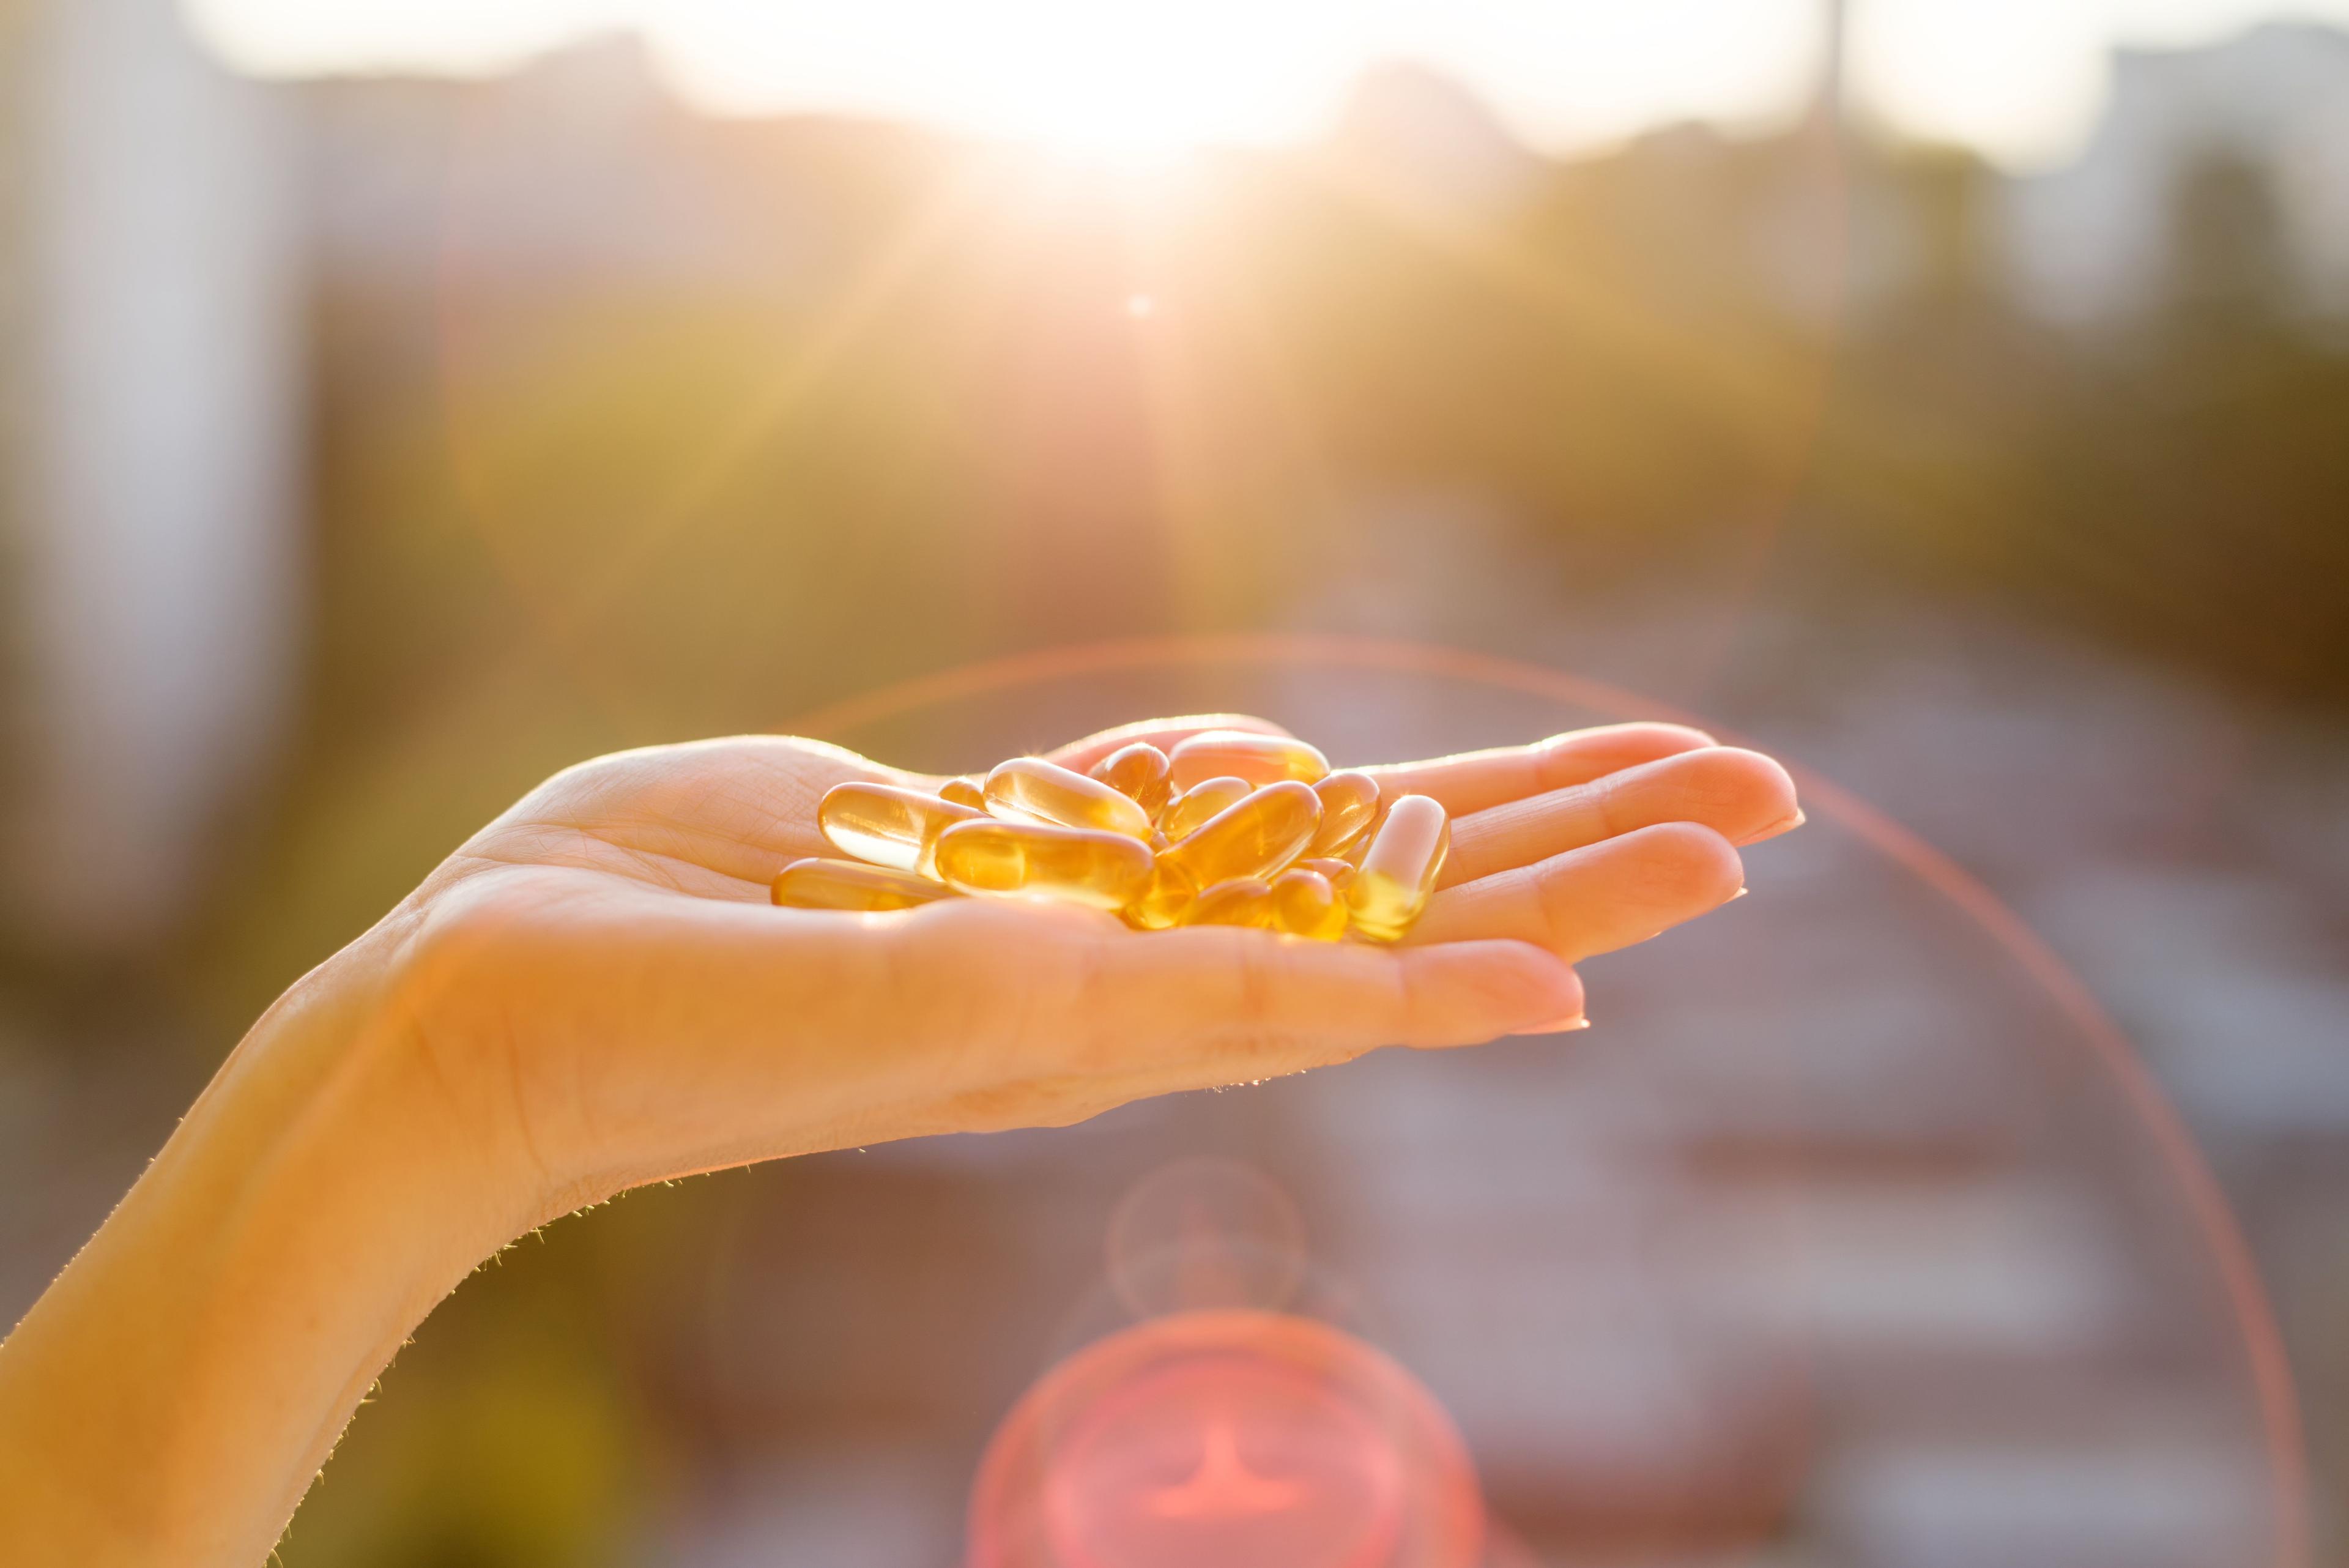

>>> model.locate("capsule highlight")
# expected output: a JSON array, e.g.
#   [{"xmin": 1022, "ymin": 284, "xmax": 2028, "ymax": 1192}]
[
  {"xmin": 1160, "ymin": 780, "xmax": 1323, "ymax": 889},
  {"xmin": 933, "ymin": 818, "xmax": 1154, "ymax": 910},
  {"xmin": 1088, "ymin": 742, "xmax": 1175, "ymax": 820},
  {"xmin": 1123, "ymin": 860, "xmax": 1197, "ymax": 931},
  {"xmin": 1167, "ymin": 730, "xmax": 1330, "ymax": 790},
  {"xmin": 1181, "ymin": 877, "xmax": 1278, "ymax": 929},
  {"xmin": 985, "ymin": 757, "xmax": 1154, "ymax": 841},
  {"xmin": 1345, "ymin": 793, "xmax": 1450, "ymax": 942},
  {"xmin": 1271, "ymin": 867, "xmax": 1348, "ymax": 941},
  {"xmin": 1299, "ymin": 857, "xmax": 1357, "ymax": 893},
  {"xmin": 1161, "ymin": 776, "xmax": 1253, "ymax": 842},
  {"xmin": 772, "ymin": 857, "xmax": 958, "ymax": 912},
  {"xmin": 818, "ymin": 781, "xmax": 983, "ymax": 874},
  {"xmin": 1305, "ymin": 770, "xmax": 1381, "ymax": 858}
]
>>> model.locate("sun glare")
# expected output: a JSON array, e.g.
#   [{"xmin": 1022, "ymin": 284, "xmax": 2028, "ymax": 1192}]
[{"xmin": 647, "ymin": 0, "xmax": 1358, "ymax": 165}]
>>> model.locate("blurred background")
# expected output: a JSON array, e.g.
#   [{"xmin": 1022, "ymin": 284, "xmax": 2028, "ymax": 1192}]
[{"xmin": 2, "ymin": 0, "xmax": 2346, "ymax": 1562}]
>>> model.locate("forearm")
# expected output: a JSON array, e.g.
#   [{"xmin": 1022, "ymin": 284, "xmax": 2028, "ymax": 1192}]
[{"xmin": 0, "ymin": 930, "xmax": 530, "ymax": 1566}]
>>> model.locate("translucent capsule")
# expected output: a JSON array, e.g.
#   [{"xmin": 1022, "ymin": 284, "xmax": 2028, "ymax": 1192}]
[
  {"xmin": 1167, "ymin": 730, "xmax": 1330, "ymax": 790},
  {"xmin": 985, "ymin": 757, "xmax": 1154, "ymax": 841},
  {"xmin": 1160, "ymin": 780, "xmax": 1322, "ymax": 888},
  {"xmin": 1123, "ymin": 860, "xmax": 1197, "ymax": 931},
  {"xmin": 1088, "ymin": 742, "xmax": 1175, "ymax": 820},
  {"xmin": 938, "ymin": 776, "xmax": 987, "ymax": 811},
  {"xmin": 1345, "ymin": 794, "xmax": 1450, "ymax": 942},
  {"xmin": 1271, "ymin": 867, "xmax": 1348, "ymax": 942},
  {"xmin": 1181, "ymin": 877, "xmax": 1278, "ymax": 929},
  {"xmin": 933, "ymin": 818, "xmax": 1154, "ymax": 910},
  {"xmin": 818, "ymin": 781, "xmax": 984, "ymax": 874},
  {"xmin": 1305, "ymin": 770, "xmax": 1381, "ymax": 858},
  {"xmin": 1161, "ymin": 776, "xmax": 1252, "ymax": 841},
  {"xmin": 1299, "ymin": 856, "xmax": 1357, "ymax": 894},
  {"xmin": 772, "ymin": 857, "xmax": 958, "ymax": 912}
]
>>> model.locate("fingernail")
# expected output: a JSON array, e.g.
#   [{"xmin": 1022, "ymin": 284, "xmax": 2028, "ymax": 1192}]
[
  {"xmin": 1508, "ymin": 1014, "xmax": 1590, "ymax": 1036},
  {"xmin": 1730, "ymin": 886, "xmax": 1749, "ymax": 900},
  {"xmin": 1750, "ymin": 808, "xmax": 1806, "ymax": 840}
]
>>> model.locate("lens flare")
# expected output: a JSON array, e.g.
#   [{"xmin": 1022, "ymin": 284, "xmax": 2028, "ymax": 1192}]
[{"xmin": 968, "ymin": 1310, "xmax": 1485, "ymax": 1568}]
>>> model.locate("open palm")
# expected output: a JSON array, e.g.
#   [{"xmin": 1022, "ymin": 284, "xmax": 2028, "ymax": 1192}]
[{"xmin": 373, "ymin": 714, "xmax": 1799, "ymax": 1227}]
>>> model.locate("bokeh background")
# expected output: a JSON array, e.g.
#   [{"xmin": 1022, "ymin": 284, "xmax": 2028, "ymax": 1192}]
[{"xmin": 2, "ymin": 1, "xmax": 2347, "ymax": 1563}]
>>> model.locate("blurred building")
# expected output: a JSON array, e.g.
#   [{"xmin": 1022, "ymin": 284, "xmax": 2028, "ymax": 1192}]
[
  {"xmin": 0, "ymin": 0, "xmax": 300, "ymax": 952},
  {"xmin": 2005, "ymin": 21, "xmax": 2349, "ymax": 325}
]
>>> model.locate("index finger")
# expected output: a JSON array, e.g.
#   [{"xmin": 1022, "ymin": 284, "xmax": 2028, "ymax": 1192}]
[
  {"xmin": 1046, "ymin": 714, "xmax": 1295, "ymax": 774},
  {"xmin": 1360, "ymin": 722, "xmax": 1717, "ymax": 816}
]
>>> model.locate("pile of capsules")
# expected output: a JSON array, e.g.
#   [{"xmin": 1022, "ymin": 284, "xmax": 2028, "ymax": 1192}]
[{"xmin": 770, "ymin": 730, "xmax": 1450, "ymax": 941}]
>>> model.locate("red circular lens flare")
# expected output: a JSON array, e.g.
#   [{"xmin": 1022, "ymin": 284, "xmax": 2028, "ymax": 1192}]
[{"xmin": 969, "ymin": 1311, "xmax": 1485, "ymax": 1568}]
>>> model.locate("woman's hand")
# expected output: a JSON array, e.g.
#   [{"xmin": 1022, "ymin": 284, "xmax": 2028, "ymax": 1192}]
[
  {"xmin": 378, "ymin": 715, "xmax": 1800, "ymax": 1229},
  {"xmin": 0, "ymin": 714, "xmax": 1798, "ymax": 1567}
]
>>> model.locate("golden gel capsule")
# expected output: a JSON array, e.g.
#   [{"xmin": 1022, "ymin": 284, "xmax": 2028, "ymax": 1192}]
[
  {"xmin": 933, "ymin": 818, "xmax": 1153, "ymax": 910},
  {"xmin": 1160, "ymin": 776, "xmax": 1253, "ymax": 842},
  {"xmin": 985, "ymin": 756, "xmax": 1154, "ymax": 842},
  {"xmin": 1346, "ymin": 794, "xmax": 1450, "ymax": 942},
  {"xmin": 1271, "ymin": 868, "xmax": 1348, "ymax": 942},
  {"xmin": 1299, "ymin": 856, "xmax": 1357, "ymax": 893},
  {"xmin": 1089, "ymin": 742, "xmax": 1175, "ymax": 820},
  {"xmin": 1168, "ymin": 730, "xmax": 1330, "ymax": 790},
  {"xmin": 818, "ymin": 781, "xmax": 983, "ymax": 874},
  {"xmin": 1161, "ymin": 780, "xmax": 1322, "ymax": 888},
  {"xmin": 1123, "ymin": 860, "xmax": 1197, "ymax": 931},
  {"xmin": 772, "ymin": 857, "xmax": 958, "ymax": 912},
  {"xmin": 1305, "ymin": 771, "xmax": 1381, "ymax": 858},
  {"xmin": 1182, "ymin": 877, "xmax": 1278, "ymax": 929},
  {"xmin": 938, "ymin": 776, "xmax": 987, "ymax": 811}
]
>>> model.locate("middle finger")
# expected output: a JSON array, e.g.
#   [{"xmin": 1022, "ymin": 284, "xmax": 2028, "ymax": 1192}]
[{"xmin": 1439, "ymin": 746, "xmax": 1799, "ymax": 888}]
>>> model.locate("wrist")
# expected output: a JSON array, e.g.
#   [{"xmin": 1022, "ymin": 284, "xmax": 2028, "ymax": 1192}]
[{"xmin": 0, "ymin": 923, "xmax": 534, "ymax": 1564}]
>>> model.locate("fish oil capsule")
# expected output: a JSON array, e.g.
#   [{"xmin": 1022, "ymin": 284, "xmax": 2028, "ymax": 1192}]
[
  {"xmin": 772, "ymin": 857, "xmax": 959, "ymax": 912},
  {"xmin": 1271, "ymin": 868, "xmax": 1348, "ymax": 942},
  {"xmin": 1088, "ymin": 742, "xmax": 1174, "ymax": 820},
  {"xmin": 985, "ymin": 757, "xmax": 1154, "ymax": 841},
  {"xmin": 1167, "ymin": 730, "xmax": 1330, "ymax": 790},
  {"xmin": 1299, "ymin": 856, "xmax": 1357, "ymax": 893},
  {"xmin": 1181, "ymin": 877, "xmax": 1278, "ymax": 929},
  {"xmin": 938, "ymin": 776, "xmax": 987, "ymax": 810},
  {"xmin": 1160, "ymin": 781, "xmax": 1322, "ymax": 888},
  {"xmin": 1305, "ymin": 771, "xmax": 1381, "ymax": 858},
  {"xmin": 818, "ymin": 781, "xmax": 984, "ymax": 874},
  {"xmin": 933, "ymin": 818, "xmax": 1153, "ymax": 910},
  {"xmin": 1345, "ymin": 794, "xmax": 1450, "ymax": 942},
  {"xmin": 1123, "ymin": 859, "xmax": 1197, "ymax": 931},
  {"xmin": 1161, "ymin": 776, "xmax": 1252, "ymax": 841}
]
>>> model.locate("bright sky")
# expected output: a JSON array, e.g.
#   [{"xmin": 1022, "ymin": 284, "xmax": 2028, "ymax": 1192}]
[{"xmin": 185, "ymin": 0, "xmax": 2349, "ymax": 168}]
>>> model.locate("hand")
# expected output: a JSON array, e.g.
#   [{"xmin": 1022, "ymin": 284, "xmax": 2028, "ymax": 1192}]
[
  {"xmin": 376, "ymin": 715, "xmax": 1801, "ymax": 1228},
  {"xmin": 0, "ymin": 713, "xmax": 1798, "ymax": 1567}
]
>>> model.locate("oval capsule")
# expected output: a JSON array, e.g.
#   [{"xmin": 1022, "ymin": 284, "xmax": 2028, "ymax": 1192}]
[
  {"xmin": 1305, "ymin": 771, "xmax": 1381, "ymax": 858},
  {"xmin": 772, "ymin": 857, "xmax": 959, "ymax": 912},
  {"xmin": 1270, "ymin": 868, "xmax": 1348, "ymax": 942},
  {"xmin": 1345, "ymin": 794, "xmax": 1450, "ymax": 942},
  {"xmin": 1167, "ymin": 730, "xmax": 1330, "ymax": 790},
  {"xmin": 933, "ymin": 818, "xmax": 1154, "ymax": 909},
  {"xmin": 818, "ymin": 781, "xmax": 984, "ymax": 874},
  {"xmin": 985, "ymin": 757, "xmax": 1154, "ymax": 841},
  {"xmin": 1181, "ymin": 877, "xmax": 1278, "ymax": 929},
  {"xmin": 1299, "ymin": 856, "xmax": 1357, "ymax": 894},
  {"xmin": 1161, "ymin": 776, "xmax": 1252, "ymax": 841},
  {"xmin": 938, "ymin": 776, "xmax": 987, "ymax": 811},
  {"xmin": 1123, "ymin": 859, "xmax": 1197, "ymax": 931},
  {"xmin": 1088, "ymin": 742, "xmax": 1175, "ymax": 820},
  {"xmin": 1160, "ymin": 781, "xmax": 1322, "ymax": 888}
]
